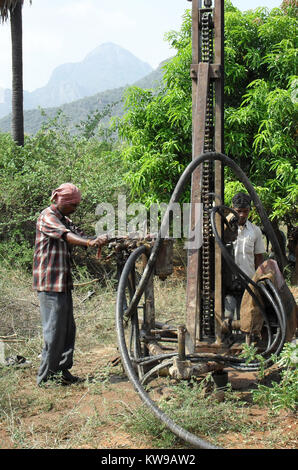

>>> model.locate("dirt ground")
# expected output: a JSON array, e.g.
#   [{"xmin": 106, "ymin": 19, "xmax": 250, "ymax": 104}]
[
  {"xmin": 0, "ymin": 342, "xmax": 297, "ymax": 450},
  {"xmin": 0, "ymin": 282, "xmax": 297, "ymax": 450}
]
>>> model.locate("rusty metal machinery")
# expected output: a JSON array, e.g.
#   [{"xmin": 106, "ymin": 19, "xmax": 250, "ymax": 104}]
[
  {"xmin": 186, "ymin": 0, "xmax": 224, "ymax": 351},
  {"xmin": 114, "ymin": 0, "xmax": 297, "ymax": 449}
]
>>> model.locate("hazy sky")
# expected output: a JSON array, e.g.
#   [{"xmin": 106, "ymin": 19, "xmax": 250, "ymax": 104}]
[{"xmin": 0, "ymin": 0, "xmax": 282, "ymax": 92}]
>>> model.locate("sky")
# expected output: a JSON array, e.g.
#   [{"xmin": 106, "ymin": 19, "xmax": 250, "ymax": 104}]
[{"xmin": 0, "ymin": 0, "xmax": 283, "ymax": 92}]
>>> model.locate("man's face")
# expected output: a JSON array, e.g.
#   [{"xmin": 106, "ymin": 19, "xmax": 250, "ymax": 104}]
[
  {"xmin": 57, "ymin": 202, "xmax": 80, "ymax": 216},
  {"xmin": 233, "ymin": 207, "xmax": 250, "ymax": 226}
]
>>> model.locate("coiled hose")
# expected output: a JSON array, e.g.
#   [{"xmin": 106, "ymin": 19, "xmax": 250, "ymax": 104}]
[
  {"xmin": 115, "ymin": 151, "xmax": 287, "ymax": 448},
  {"xmin": 116, "ymin": 244, "xmax": 220, "ymax": 449},
  {"xmin": 123, "ymin": 152, "xmax": 284, "ymax": 321},
  {"xmin": 209, "ymin": 205, "xmax": 287, "ymax": 368}
]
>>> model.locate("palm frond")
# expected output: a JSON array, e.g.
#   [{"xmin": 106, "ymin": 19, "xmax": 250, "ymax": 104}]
[{"xmin": 0, "ymin": 1, "xmax": 26, "ymax": 23}]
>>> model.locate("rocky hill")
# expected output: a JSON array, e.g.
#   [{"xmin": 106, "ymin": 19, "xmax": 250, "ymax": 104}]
[
  {"xmin": 0, "ymin": 61, "xmax": 165, "ymax": 135},
  {"xmin": 0, "ymin": 42, "xmax": 153, "ymax": 119}
]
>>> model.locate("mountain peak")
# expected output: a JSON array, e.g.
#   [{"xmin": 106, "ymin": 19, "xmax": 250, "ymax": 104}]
[
  {"xmin": 85, "ymin": 42, "xmax": 124, "ymax": 57},
  {"xmin": 43, "ymin": 44, "xmax": 153, "ymax": 107},
  {"xmin": 0, "ymin": 43, "xmax": 154, "ymax": 117},
  {"xmin": 83, "ymin": 42, "xmax": 151, "ymax": 67}
]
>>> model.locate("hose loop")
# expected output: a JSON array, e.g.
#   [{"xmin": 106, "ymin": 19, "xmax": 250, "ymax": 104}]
[{"xmin": 115, "ymin": 152, "xmax": 287, "ymax": 447}]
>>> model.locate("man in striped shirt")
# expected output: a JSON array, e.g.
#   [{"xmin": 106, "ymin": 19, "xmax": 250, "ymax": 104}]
[{"xmin": 33, "ymin": 183, "xmax": 108, "ymax": 385}]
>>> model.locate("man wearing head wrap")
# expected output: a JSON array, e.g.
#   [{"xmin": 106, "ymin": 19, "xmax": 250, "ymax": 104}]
[
  {"xmin": 33, "ymin": 183, "xmax": 108, "ymax": 385},
  {"xmin": 225, "ymin": 192, "xmax": 265, "ymax": 320}
]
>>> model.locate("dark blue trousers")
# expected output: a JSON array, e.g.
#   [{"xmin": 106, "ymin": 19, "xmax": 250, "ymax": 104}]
[{"xmin": 37, "ymin": 291, "xmax": 76, "ymax": 384}]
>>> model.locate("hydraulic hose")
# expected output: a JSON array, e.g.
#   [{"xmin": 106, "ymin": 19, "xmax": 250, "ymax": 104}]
[
  {"xmin": 140, "ymin": 359, "xmax": 175, "ymax": 385},
  {"xmin": 124, "ymin": 152, "xmax": 284, "ymax": 321},
  {"xmin": 115, "ymin": 151, "xmax": 287, "ymax": 447},
  {"xmin": 265, "ymin": 278, "xmax": 287, "ymax": 335},
  {"xmin": 258, "ymin": 280, "xmax": 287, "ymax": 355},
  {"xmin": 122, "ymin": 152, "xmax": 286, "ymax": 368},
  {"xmin": 209, "ymin": 206, "xmax": 275, "ymax": 355},
  {"xmin": 115, "ymin": 244, "xmax": 220, "ymax": 449},
  {"xmin": 209, "ymin": 204, "xmax": 288, "ymax": 364}
]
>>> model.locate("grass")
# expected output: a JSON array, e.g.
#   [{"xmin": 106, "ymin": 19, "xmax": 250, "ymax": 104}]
[
  {"xmin": 117, "ymin": 379, "xmax": 250, "ymax": 448},
  {"xmin": 118, "ymin": 377, "xmax": 297, "ymax": 449},
  {"xmin": 0, "ymin": 262, "xmax": 297, "ymax": 449}
]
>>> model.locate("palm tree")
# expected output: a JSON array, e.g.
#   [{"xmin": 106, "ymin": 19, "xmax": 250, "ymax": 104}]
[{"xmin": 0, "ymin": 1, "xmax": 31, "ymax": 146}]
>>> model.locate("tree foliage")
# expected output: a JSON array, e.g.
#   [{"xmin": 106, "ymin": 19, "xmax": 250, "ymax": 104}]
[
  {"xmin": 0, "ymin": 110, "xmax": 127, "ymax": 269},
  {"xmin": 116, "ymin": 1, "xmax": 297, "ymax": 229},
  {"xmin": 116, "ymin": 9, "xmax": 193, "ymax": 207}
]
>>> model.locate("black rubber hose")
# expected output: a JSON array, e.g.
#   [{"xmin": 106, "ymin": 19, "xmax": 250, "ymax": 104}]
[
  {"xmin": 123, "ymin": 152, "xmax": 285, "ymax": 368},
  {"xmin": 210, "ymin": 204, "xmax": 290, "ymax": 363},
  {"xmin": 116, "ymin": 244, "xmax": 220, "ymax": 449},
  {"xmin": 264, "ymin": 278, "xmax": 287, "ymax": 335},
  {"xmin": 222, "ymin": 280, "xmax": 286, "ymax": 371},
  {"xmin": 135, "ymin": 352, "xmax": 178, "ymax": 366},
  {"xmin": 208, "ymin": 212, "xmax": 287, "ymax": 362},
  {"xmin": 210, "ymin": 206, "xmax": 274, "ymax": 352},
  {"xmin": 258, "ymin": 282, "xmax": 286, "ymax": 356},
  {"xmin": 255, "ymin": 291, "xmax": 282, "ymax": 356},
  {"xmin": 124, "ymin": 152, "xmax": 284, "ymax": 321},
  {"xmin": 116, "ymin": 151, "xmax": 286, "ymax": 446},
  {"xmin": 140, "ymin": 359, "xmax": 175, "ymax": 385}
]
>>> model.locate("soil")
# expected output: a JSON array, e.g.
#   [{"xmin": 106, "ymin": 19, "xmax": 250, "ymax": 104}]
[
  {"xmin": 0, "ymin": 343, "xmax": 297, "ymax": 450},
  {"xmin": 0, "ymin": 286, "xmax": 297, "ymax": 451}
]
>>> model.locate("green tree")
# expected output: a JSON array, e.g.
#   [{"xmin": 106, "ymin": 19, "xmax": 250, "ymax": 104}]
[{"xmin": 116, "ymin": 2, "xmax": 297, "ymax": 230}]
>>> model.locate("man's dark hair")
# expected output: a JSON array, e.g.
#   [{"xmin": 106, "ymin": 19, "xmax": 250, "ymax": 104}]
[{"xmin": 232, "ymin": 192, "xmax": 251, "ymax": 209}]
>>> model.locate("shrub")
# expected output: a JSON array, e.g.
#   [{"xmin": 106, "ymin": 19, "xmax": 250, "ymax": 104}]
[
  {"xmin": 252, "ymin": 342, "xmax": 298, "ymax": 412},
  {"xmin": 0, "ymin": 111, "xmax": 128, "ymax": 271}
]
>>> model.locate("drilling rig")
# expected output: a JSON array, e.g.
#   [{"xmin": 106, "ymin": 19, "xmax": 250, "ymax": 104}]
[{"xmin": 112, "ymin": 0, "xmax": 297, "ymax": 449}]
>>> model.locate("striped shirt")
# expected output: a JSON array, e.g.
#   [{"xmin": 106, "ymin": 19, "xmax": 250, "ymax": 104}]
[{"xmin": 33, "ymin": 204, "xmax": 84, "ymax": 292}]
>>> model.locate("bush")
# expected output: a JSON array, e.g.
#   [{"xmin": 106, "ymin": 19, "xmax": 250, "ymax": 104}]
[
  {"xmin": 252, "ymin": 342, "xmax": 298, "ymax": 412},
  {"xmin": 0, "ymin": 110, "xmax": 128, "ymax": 271}
]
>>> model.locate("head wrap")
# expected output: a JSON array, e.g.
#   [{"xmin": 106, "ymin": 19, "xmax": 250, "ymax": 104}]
[
  {"xmin": 51, "ymin": 183, "xmax": 81, "ymax": 206},
  {"xmin": 232, "ymin": 192, "xmax": 251, "ymax": 209}
]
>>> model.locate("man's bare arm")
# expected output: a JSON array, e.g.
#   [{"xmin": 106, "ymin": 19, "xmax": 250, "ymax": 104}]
[{"xmin": 65, "ymin": 232, "xmax": 108, "ymax": 248}]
